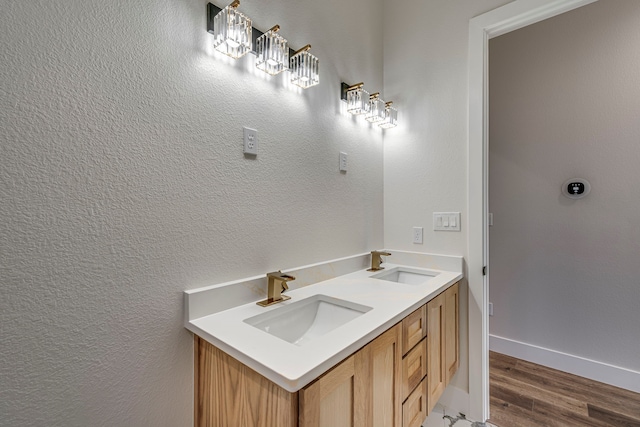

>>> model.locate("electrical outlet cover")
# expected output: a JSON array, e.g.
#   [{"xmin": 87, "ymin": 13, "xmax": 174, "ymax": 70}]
[
  {"xmin": 339, "ymin": 152, "xmax": 348, "ymax": 172},
  {"xmin": 412, "ymin": 227, "xmax": 423, "ymax": 244},
  {"xmin": 243, "ymin": 127, "xmax": 258, "ymax": 155}
]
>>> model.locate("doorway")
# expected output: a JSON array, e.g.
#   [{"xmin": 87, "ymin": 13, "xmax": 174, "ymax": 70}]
[
  {"xmin": 485, "ymin": 0, "xmax": 640, "ymax": 423},
  {"xmin": 466, "ymin": 0, "xmax": 599, "ymax": 422}
]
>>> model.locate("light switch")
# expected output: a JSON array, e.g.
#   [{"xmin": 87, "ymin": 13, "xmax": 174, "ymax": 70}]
[{"xmin": 433, "ymin": 212, "xmax": 461, "ymax": 231}]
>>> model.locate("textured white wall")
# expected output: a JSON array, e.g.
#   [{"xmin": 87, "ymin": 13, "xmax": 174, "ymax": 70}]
[
  {"xmin": 0, "ymin": 0, "xmax": 383, "ymax": 425},
  {"xmin": 383, "ymin": 0, "xmax": 513, "ymax": 396},
  {"xmin": 489, "ymin": 0, "xmax": 640, "ymax": 370}
]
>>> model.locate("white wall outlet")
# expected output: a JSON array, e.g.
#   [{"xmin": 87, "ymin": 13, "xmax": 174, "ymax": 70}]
[
  {"xmin": 433, "ymin": 212, "xmax": 461, "ymax": 231},
  {"xmin": 412, "ymin": 227, "xmax": 423, "ymax": 244},
  {"xmin": 243, "ymin": 127, "xmax": 258, "ymax": 155},
  {"xmin": 339, "ymin": 152, "xmax": 348, "ymax": 172},
  {"xmin": 489, "ymin": 302, "xmax": 494, "ymax": 316}
]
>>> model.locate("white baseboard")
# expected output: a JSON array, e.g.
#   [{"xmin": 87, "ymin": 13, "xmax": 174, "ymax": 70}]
[{"xmin": 490, "ymin": 334, "xmax": 640, "ymax": 394}]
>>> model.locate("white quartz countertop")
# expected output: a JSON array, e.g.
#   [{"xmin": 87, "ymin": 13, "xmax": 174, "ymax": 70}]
[{"xmin": 186, "ymin": 263, "xmax": 462, "ymax": 392}]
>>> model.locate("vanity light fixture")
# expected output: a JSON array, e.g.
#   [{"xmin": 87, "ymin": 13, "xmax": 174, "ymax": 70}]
[
  {"xmin": 255, "ymin": 25, "xmax": 289, "ymax": 76},
  {"xmin": 379, "ymin": 102, "xmax": 398, "ymax": 129},
  {"xmin": 340, "ymin": 82, "xmax": 398, "ymax": 129},
  {"xmin": 207, "ymin": 2, "xmax": 320, "ymax": 90},
  {"xmin": 365, "ymin": 93, "xmax": 385, "ymax": 123},
  {"xmin": 290, "ymin": 45, "xmax": 320, "ymax": 89},
  {"xmin": 211, "ymin": 0, "xmax": 252, "ymax": 59},
  {"xmin": 345, "ymin": 83, "xmax": 369, "ymax": 115}
]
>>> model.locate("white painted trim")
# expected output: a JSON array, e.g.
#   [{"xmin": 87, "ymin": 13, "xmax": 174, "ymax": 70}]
[
  {"xmin": 466, "ymin": 0, "xmax": 599, "ymax": 422},
  {"xmin": 471, "ymin": 0, "xmax": 598, "ymax": 38},
  {"xmin": 490, "ymin": 335, "xmax": 640, "ymax": 394}
]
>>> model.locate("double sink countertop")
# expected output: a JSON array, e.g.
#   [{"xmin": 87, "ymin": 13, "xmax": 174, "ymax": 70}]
[{"xmin": 185, "ymin": 261, "xmax": 462, "ymax": 392}]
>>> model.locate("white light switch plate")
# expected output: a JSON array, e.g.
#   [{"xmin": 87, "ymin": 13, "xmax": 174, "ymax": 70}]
[{"xmin": 433, "ymin": 212, "xmax": 461, "ymax": 231}]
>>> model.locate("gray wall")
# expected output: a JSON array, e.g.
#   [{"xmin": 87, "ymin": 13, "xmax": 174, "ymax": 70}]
[
  {"xmin": 489, "ymin": 0, "xmax": 640, "ymax": 372},
  {"xmin": 0, "ymin": 0, "xmax": 384, "ymax": 425}
]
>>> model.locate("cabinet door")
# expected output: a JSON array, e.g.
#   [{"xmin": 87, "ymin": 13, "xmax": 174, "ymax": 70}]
[
  {"xmin": 299, "ymin": 324, "xmax": 402, "ymax": 427},
  {"xmin": 369, "ymin": 324, "xmax": 402, "ymax": 427},
  {"xmin": 299, "ymin": 353, "xmax": 368, "ymax": 427},
  {"xmin": 426, "ymin": 292, "xmax": 446, "ymax": 413},
  {"xmin": 445, "ymin": 282, "xmax": 459, "ymax": 384},
  {"xmin": 194, "ymin": 337, "xmax": 297, "ymax": 427}
]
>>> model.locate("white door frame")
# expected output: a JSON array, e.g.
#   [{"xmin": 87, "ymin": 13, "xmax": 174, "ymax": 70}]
[{"xmin": 466, "ymin": 0, "xmax": 598, "ymax": 421}]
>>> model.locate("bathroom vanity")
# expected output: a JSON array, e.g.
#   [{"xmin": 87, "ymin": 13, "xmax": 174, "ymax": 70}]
[{"xmin": 185, "ymin": 254, "xmax": 462, "ymax": 427}]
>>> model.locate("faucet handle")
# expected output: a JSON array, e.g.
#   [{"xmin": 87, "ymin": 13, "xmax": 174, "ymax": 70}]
[
  {"xmin": 266, "ymin": 270, "xmax": 296, "ymax": 280},
  {"xmin": 372, "ymin": 250, "xmax": 392, "ymax": 257}
]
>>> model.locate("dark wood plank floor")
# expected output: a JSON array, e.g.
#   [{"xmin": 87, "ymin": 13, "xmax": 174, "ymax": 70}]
[{"xmin": 489, "ymin": 351, "xmax": 640, "ymax": 427}]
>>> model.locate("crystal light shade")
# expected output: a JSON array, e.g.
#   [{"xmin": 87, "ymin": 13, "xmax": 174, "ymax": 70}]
[
  {"xmin": 379, "ymin": 102, "xmax": 398, "ymax": 129},
  {"xmin": 346, "ymin": 84, "xmax": 369, "ymax": 115},
  {"xmin": 213, "ymin": 2, "xmax": 252, "ymax": 59},
  {"xmin": 256, "ymin": 25, "xmax": 289, "ymax": 76},
  {"xmin": 365, "ymin": 93, "xmax": 386, "ymax": 123},
  {"xmin": 290, "ymin": 45, "xmax": 319, "ymax": 89}
]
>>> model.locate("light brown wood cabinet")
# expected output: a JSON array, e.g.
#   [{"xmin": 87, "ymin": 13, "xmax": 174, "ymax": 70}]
[
  {"xmin": 426, "ymin": 282, "xmax": 459, "ymax": 413},
  {"xmin": 299, "ymin": 323, "xmax": 402, "ymax": 427},
  {"xmin": 194, "ymin": 282, "xmax": 459, "ymax": 427},
  {"xmin": 194, "ymin": 336, "xmax": 298, "ymax": 427},
  {"xmin": 444, "ymin": 282, "xmax": 460, "ymax": 383},
  {"xmin": 402, "ymin": 378, "xmax": 428, "ymax": 427},
  {"xmin": 401, "ymin": 305, "xmax": 426, "ymax": 355},
  {"xmin": 369, "ymin": 324, "xmax": 403, "ymax": 427},
  {"xmin": 427, "ymin": 290, "xmax": 446, "ymax": 412},
  {"xmin": 401, "ymin": 337, "xmax": 426, "ymax": 400}
]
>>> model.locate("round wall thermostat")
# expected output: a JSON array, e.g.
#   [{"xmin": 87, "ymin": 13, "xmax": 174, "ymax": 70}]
[{"xmin": 562, "ymin": 178, "xmax": 590, "ymax": 199}]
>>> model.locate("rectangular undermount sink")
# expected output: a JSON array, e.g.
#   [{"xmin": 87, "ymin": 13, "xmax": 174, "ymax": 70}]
[
  {"xmin": 371, "ymin": 267, "xmax": 439, "ymax": 285},
  {"xmin": 244, "ymin": 295, "xmax": 372, "ymax": 346}
]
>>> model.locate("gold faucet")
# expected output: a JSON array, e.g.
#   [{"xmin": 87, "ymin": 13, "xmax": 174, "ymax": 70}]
[
  {"xmin": 368, "ymin": 250, "xmax": 391, "ymax": 271},
  {"xmin": 256, "ymin": 271, "xmax": 296, "ymax": 307}
]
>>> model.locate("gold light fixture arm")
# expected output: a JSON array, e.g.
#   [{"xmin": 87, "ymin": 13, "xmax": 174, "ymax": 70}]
[
  {"xmin": 293, "ymin": 44, "xmax": 312, "ymax": 56},
  {"xmin": 229, "ymin": 0, "xmax": 240, "ymax": 8},
  {"xmin": 347, "ymin": 82, "xmax": 364, "ymax": 91},
  {"xmin": 268, "ymin": 25, "xmax": 280, "ymax": 33}
]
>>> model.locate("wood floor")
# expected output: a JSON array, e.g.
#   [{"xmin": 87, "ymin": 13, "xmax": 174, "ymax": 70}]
[{"xmin": 489, "ymin": 351, "xmax": 640, "ymax": 427}]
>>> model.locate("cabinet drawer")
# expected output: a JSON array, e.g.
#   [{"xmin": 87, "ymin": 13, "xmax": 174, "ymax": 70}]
[
  {"xmin": 402, "ymin": 305, "xmax": 426, "ymax": 355},
  {"xmin": 402, "ymin": 337, "xmax": 427, "ymax": 401},
  {"xmin": 402, "ymin": 377, "xmax": 428, "ymax": 427}
]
